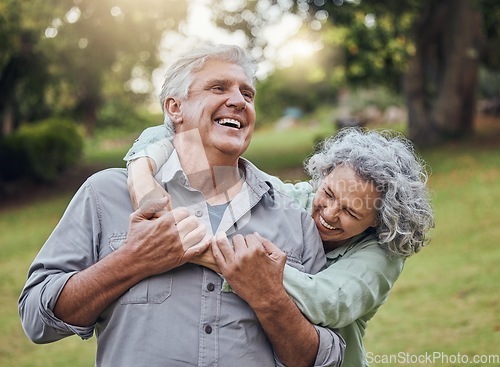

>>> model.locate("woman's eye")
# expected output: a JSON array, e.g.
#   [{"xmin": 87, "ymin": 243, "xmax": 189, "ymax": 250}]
[{"xmin": 345, "ymin": 209, "xmax": 357, "ymax": 219}]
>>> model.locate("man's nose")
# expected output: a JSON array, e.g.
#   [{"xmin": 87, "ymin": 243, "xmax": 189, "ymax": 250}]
[{"xmin": 226, "ymin": 89, "xmax": 246, "ymax": 110}]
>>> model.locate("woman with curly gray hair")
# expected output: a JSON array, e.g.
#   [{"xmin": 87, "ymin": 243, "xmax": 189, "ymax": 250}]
[
  {"xmin": 305, "ymin": 127, "xmax": 433, "ymax": 258},
  {"xmin": 126, "ymin": 125, "xmax": 434, "ymax": 366},
  {"xmin": 270, "ymin": 127, "xmax": 434, "ymax": 366}
]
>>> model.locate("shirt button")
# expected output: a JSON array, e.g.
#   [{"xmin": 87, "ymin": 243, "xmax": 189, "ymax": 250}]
[
  {"xmin": 204, "ymin": 325, "xmax": 212, "ymax": 334},
  {"xmin": 195, "ymin": 210, "xmax": 203, "ymax": 217},
  {"xmin": 207, "ymin": 283, "xmax": 215, "ymax": 292}
]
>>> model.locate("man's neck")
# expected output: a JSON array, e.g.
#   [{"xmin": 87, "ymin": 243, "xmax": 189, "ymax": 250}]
[
  {"xmin": 174, "ymin": 132, "xmax": 244, "ymax": 204},
  {"xmin": 185, "ymin": 166, "xmax": 244, "ymax": 205}
]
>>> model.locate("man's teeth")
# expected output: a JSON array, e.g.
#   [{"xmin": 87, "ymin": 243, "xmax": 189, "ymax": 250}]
[
  {"xmin": 217, "ymin": 118, "xmax": 241, "ymax": 128},
  {"xmin": 319, "ymin": 215, "xmax": 337, "ymax": 230}
]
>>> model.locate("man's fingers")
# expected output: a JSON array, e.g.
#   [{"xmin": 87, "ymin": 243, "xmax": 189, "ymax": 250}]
[
  {"xmin": 138, "ymin": 187, "xmax": 170, "ymax": 209},
  {"xmin": 232, "ymin": 234, "xmax": 248, "ymax": 252},
  {"xmin": 254, "ymin": 232, "xmax": 280, "ymax": 254},
  {"xmin": 136, "ymin": 197, "xmax": 171, "ymax": 219},
  {"xmin": 254, "ymin": 232, "xmax": 286, "ymax": 262},
  {"xmin": 180, "ymin": 222, "xmax": 208, "ymax": 250},
  {"xmin": 171, "ymin": 207, "xmax": 190, "ymax": 225},
  {"xmin": 175, "ymin": 215, "xmax": 198, "ymax": 236},
  {"xmin": 184, "ymin": 237, "xmax": 211, "ymax": 258},
  {"xmin": 244, "ymin": 234, "xmax": 264, "ymax": 250},
  {"xmin": 212, "ymin": 232, "xmax": 232, "ymax": 263}
]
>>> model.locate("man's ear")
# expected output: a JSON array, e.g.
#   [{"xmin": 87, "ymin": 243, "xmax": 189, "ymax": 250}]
[{"xmin": 164, "ymin": 97, "xmax": 183, "ymax": 125}]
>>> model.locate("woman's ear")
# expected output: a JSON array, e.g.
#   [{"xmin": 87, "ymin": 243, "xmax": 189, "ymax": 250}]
[{"xmin": 164, "ymin": 97, "xmax": 183, "ymax": 125}]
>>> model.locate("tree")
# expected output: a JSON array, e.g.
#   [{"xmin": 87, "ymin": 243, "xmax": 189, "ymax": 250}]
[
  {"xmin": 0, "ymin": 0, "xmax": 188, "ymax": 136},
  {"xmin": 0, "ymin": 1, "xmax": 52, "ymax": 135},
  {"xmin": 210, "ymin": 0, "xmax": 499, "ymax": 146},
  {"xmin": 404, "ymin": 0, "xmax": 484, "ymax": 144}
]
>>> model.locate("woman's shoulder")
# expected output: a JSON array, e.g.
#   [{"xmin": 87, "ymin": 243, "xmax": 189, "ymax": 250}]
[{"xmin": 331, "ymin": 233, "xmax": 404, "ymax": 270}]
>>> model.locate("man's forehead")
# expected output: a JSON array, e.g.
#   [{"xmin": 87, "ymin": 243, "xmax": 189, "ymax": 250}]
[{"xmin": 194, "ymin": 60, "xmax": 253, "ymax": 83}]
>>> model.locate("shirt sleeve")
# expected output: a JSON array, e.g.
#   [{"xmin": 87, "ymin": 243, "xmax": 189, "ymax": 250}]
[
  {"xmin": 297, "ymin": 207, "xmax": 346, "ymax": 366},
  {"xmin": 274, "ymin": 325, "xmax": 345, "ymax": 367},
  {"xmin": 18, "ymin": 180, "xmax": 102, "ymax": 343},
  {"xmin": 313, "ymin": 326, "xmax": 346, "ymax": 367},
  {"xmin": 283, "ymin": 242, "xmax": 404, "ymax": 329},
  {"xmin": 268, "ymin": 175, "xmax": 314, "ymax": 213},
  {"xmin": 123, "ymin": 124, "xmax": 174, "ymax": 173}
]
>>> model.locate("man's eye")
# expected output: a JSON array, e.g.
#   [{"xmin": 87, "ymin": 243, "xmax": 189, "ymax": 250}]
[
  {"xmin": 242, "ymin": 91, "xmax": 254, "ymax": 101},
  {"xmin": 212, "ymin": 86, "xmax": 224, "ymax": 92}
]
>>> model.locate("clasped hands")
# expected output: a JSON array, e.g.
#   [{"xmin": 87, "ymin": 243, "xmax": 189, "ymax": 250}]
[{"xmin": 125, "ymin": 195, "xmax": 287, "ymax": 298}]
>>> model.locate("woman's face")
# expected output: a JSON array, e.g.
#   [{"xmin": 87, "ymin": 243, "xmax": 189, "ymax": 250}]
[{"xmin": 311, "ymin": 165, "xmax": 381, "ymax": 252}]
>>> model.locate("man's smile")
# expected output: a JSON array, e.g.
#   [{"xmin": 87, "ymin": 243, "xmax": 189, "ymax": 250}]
[{"xmin": 215, "ymin": 118, "xmax": 242, "ymax": 129}]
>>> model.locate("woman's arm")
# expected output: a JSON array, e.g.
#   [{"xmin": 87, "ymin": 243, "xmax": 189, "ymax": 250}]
[
  {"xmin": 124, "ymin": 124, "xmax": 222, "ymax": 272},
  {"xmin": 212, "ymin": 232, "xmax": 344, "ymax": 367},
  {"xmin": 124, "ymin": 125, "xmax": 173, "ymax": 209},
  {"xmin": 283, "ymin": 239, "xmax": 404, "ymax": 329}
]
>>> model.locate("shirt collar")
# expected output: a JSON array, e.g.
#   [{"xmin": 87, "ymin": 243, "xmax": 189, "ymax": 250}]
[
  {"xmin": 325, "ymin": 232, "xmax": 377, "ymax": 262},
  {"xmin": 157, "ymin": 150, "xmax": 271, "ymax": 199}
]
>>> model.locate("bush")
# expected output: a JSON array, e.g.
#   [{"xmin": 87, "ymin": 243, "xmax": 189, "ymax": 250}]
[
  {"xmin": 0, "ymin": 118, "xmax": 83, "ymax": 184},
  {"xmin": 0, "ymin": 134, "xmax": 30, "ymax": 181}
]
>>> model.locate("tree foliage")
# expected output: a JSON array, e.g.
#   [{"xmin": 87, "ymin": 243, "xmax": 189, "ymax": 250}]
[
  {"xmin": 0, "ymin": 0, "xmax": 187, "ymax": 135},
  {"xmin": 210, "ymin": 0, "xmax": 499, "ymax": 146}
]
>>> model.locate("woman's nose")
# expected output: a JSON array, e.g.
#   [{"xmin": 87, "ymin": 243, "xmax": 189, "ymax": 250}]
[{"xmin": 323, "ymin": 202, "xmax": 340, "ymax": 219}]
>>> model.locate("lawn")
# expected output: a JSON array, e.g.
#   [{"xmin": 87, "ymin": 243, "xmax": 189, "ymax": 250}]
[{"xmin": 1, "ymin": 122, "xmax": 499, "ymax": 366}]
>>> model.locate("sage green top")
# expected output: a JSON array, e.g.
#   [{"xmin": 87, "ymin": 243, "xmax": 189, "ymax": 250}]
[
  {"xmin": 125, "ymin": 124, "xmax": 405, "ymax": 367},
  {"xmin": 268, "ymin": 176, "xmax": 405, "ymax": 367}
]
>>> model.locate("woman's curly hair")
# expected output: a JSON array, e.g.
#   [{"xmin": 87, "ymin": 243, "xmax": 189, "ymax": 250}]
[{"xmin": 305, "ymin": 128, "xmax": 435, "ymax": 258}]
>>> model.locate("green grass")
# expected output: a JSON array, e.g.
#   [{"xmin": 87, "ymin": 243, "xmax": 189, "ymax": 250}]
[
  {"xmin": 364, "ymin": 137, "xmax": 500, "ymax": 366},
  {"xmin": 244, "ymin": 123, "xmax": 331, "ymax": 174},
  {"xmin": 0, "ymin": 195, "xmax": 97, "ymax": 366},
  {"xmin": 1, "ymin": 123, "xmax": 499, "ymax": 366}
]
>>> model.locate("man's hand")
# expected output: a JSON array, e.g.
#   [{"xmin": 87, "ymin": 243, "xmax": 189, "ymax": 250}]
[
  {"xmin": 190, "ymin": 237, "xmax": 221, "ymax": 273},
  {"xmin": 121, "ymin": 197, "xmax": 210, "ymax": 277},
  {"xmin": 212, "ymin": 232, "xmax": 321, "ymax": 367},
  {"xmin": 211, "ymin": 231, "xmax": 287, "ymax": 306}
]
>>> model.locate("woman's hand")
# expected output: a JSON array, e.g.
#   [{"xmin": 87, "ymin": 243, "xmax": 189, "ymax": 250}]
[{"xmin": 190, "ymin": 237, "xmax": 221, "ymax": 273}]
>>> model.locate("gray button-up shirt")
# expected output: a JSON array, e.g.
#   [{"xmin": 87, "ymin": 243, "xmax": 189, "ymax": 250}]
[{"xmin": 19, "ymin": 152, "xmax": 344, "ymax": 367}]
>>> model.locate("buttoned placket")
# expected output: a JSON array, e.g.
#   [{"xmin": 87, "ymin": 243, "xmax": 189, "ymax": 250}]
[
  {"xmin": 198, "ymin": 268, "xmax": 222, "ymax": 367},
  {"xmin": 161, "ymin": 158, "xmax": 274, "ymax": 366},
  {"xmin": 166, "ymin": 179, "xmax": 223, "ymax": 366}
]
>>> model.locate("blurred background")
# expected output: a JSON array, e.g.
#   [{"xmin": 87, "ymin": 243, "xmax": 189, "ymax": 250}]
[{"xmin": 1, "ymin": 0, "xmax": 499, "ymax": 366}]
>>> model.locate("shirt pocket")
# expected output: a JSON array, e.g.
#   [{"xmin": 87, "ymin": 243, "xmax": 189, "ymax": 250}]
[{"xmin": 108, "ymin": 234, "xmax": 173, "ymax": 304}]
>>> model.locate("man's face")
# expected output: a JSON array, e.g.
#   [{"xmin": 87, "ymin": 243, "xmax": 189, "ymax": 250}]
[{"xmin": 173, "ymin": 59, "xmax": 256, "ymax": 162}]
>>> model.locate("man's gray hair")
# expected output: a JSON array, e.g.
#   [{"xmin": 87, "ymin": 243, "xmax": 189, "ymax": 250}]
[
  {"xmin": 159, "ymin": 43, "xmax": 258, "ymax": 136},
  {"xmin": 306, "ymin": 127, "xmax": 435, "ymax": 258}
]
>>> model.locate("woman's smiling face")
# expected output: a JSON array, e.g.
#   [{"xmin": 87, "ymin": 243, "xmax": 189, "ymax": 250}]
[{"xmin": 311, "ymin": 165, "xmax": 381, "ymax": 252}]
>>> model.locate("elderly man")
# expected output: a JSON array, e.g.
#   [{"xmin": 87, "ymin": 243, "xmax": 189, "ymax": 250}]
[{"xmin": 19, "ymin": 44, "xmax": 344, "ymax": 367}]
